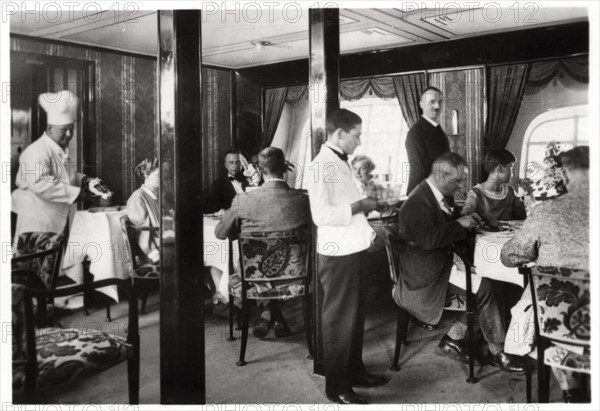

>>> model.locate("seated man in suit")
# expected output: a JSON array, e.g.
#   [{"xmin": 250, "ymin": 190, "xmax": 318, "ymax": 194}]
[
  {"xmin": 394, "ymin": 152, "xmax": 524, "ymax": 372},
  {"xmin": 215, "ymin": 147, "xmax": 310, "ymax": 338},
  {"xmin": 205, "ymin": 150, "xmax": 248, "ymax": 213}
]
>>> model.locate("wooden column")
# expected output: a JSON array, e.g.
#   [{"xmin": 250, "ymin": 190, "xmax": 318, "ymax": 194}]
[
  {"xmin": 309, "ymin": 8, "xmax": 340, "ymax": 376},
  {"xmin": 158, "ymin": 10, "xmax": 205, "ymax": 404}
]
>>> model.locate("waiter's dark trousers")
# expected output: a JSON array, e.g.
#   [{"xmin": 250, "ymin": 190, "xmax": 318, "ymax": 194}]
[{"xmin": 319, "ymin": 250, "xmax": 368, "ymax": 396}]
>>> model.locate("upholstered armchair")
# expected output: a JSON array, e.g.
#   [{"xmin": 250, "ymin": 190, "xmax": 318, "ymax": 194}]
[
  {"xmin": 120, "ymin": 215, "xmax": 160, "ymax": 314},
  {"xmin": 228, "ymin": 229, "xmax": 312, "ymax": 366},
  {"xmin": 527, "ymin": 266, "xmax": 590, "ymax": 403},
  {"xmin": 12, "ymin": 278, "xmax": 140, "ymax": 404}
]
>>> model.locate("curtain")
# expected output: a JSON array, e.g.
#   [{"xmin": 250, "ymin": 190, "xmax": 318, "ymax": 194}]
[
  {"xmin": 262, "ymin": 87, "xmax": 288, "ymax": 148},
  {"xmin": 484, "ymin": 64, "xmax": 530, "ymax": 151},
  {"xmin": 340, "ymin": 77, "xmax": 396, "ymax": 101},
  {"xmin": 525, "ymin": 55, "xmax": 589, "ymax": 95},
  {"xmin": 392, "ymin": 73, "xmax": 426, "ymax": 128}
]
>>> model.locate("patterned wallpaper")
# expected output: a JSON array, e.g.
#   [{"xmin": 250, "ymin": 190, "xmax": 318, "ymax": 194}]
[
  {"xmin": 428, "ymin": 68, "xmax": 484, "ymax": 192},
  {"xmin": 11, "ymin": 36, "xmax": 157, "ymax": 205}
]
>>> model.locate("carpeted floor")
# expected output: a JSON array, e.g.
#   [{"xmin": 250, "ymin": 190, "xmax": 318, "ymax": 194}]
[{"xmin": 39, "ymin": 285, "xmax": 563, "ymax": 405}]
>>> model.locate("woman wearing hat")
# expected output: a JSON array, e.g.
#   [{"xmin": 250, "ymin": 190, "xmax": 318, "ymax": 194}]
[{"xmin": 126, "ymin": 158, "xmax": 161, "ymax": 261}]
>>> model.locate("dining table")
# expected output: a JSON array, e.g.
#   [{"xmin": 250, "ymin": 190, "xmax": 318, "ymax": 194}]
[
  {"xmin": 62, "ymin": 208, "xmax": 131, "ymax": 301},
  {"xmin": 472, "ymin": 221, "xmax": 525, "ymax": 287},
  {"xmin": 203, "ymin": 215, "xmax": 239, "ymax": 304}
]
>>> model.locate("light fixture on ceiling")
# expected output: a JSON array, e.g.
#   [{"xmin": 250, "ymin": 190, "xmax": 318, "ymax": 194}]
[{"xmin": 250, "ymin": 40, "xmax": 270, "ymax": 53}]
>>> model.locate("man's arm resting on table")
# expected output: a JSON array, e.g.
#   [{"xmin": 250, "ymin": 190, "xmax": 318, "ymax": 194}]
[{"xmin": 215, "ymin": 195, "xmax": 241, "ymax": 240}]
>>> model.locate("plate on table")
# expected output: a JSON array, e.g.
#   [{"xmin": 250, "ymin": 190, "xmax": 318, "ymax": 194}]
[{"xmin": 479, "ymin": 221, "xmax": 513, "ymax": 233}]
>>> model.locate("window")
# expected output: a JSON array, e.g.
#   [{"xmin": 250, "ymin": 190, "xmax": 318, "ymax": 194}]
[
  {"xmin": 341, "ymin": 96, "xmax": 410, "ymax": 194},
  {"xmin": 521, "ymin": 104, "xmax": 588, "ymax": 196}
]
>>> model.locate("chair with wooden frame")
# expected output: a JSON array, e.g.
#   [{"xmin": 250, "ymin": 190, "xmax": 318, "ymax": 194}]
[
  {"xmin": 12, "ymin": 278, "xmax": 140, "ymax": 404},
  {"xmin": 227, "ymin": 229, "xmax": 313, "ymax": 366},
  {"xmin": 383, "ymin": 231, "xmax": 479, "ymax": 384},
  {"xmin": 526, "ymin": 266, "xmax": 590, "ymax": 403},
  {"xmin": 120, "ymin": 215, "xmax": 160, "ymax": 314}
]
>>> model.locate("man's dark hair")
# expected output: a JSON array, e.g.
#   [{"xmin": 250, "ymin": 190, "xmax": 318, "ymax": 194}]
[
  {"xmin": 484, "ymin": 149, "xmax": 516, "ymax": 172},
  {"xmin": 431, "ymin": 152, "xmax": 466, "ymax": 174},
  {"xmin": 326, "ymin": 109, "xmax": 362, "ymax": 135},
  {"xmin": 560, "ymin": 146, "xmax": 589, "ymax": 171},
  {"xmin": 258, "ymin": 147, "xmax": 286, "ymax": 176},
  {"xmin": 224, "ymin": 149, "xmax": 240, "ymax": 159},
  {"xmin": 420, "ymin": 86, "xmax": 443, "ymax": 99}
]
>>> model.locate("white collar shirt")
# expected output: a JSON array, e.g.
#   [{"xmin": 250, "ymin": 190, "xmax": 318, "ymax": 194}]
[
  {"xmin": 426, "ymin": 179, "xmax": 453, "ymax": 215},
  {"xmin": 228, "ymin": 174, "xmax": 245, "ymax": 194},
  {"xmin": 421, "ymin": 114, "xmax": 440, "ymax": 128},
  {"xmin": 306, "ymin": 142, "xmax": 375, "ymax": 256}
]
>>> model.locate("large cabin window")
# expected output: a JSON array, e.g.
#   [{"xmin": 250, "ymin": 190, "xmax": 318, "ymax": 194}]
[
  {"xmin": 340, "ymin": 96, "xmax": 410, "ymax": 193},
  {"xmin": 521, "ymin": 104, "xmax": 588, "ymax": 196}
]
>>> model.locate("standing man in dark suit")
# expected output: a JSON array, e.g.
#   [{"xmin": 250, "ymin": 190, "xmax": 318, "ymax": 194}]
[
  {"xmin": 307, "ymin": 109, "xmax": 388, "ymax": 405},
  {"xmin": 206, "ymin": 150, "xmax": 248, "ymax": 213},
  {"xmin": 215, "ymin": 147, "xmax": 310, "ymax": 338},
  {"xmin": 405, "ymin": 87, "xmax": 450, "ymax": 195},
  {"xmin": 395, "ymin": 152, "xmax": 524, "ymax": 373}
]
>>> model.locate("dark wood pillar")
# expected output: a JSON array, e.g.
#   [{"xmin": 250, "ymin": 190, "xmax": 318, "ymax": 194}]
[
  {"xmin": 158, "ymin": 10, "xmax": 205, "ymax": 404},
  {"xmin": 309, "ymin": 8, "xmax": 340, "ymax": 377}
]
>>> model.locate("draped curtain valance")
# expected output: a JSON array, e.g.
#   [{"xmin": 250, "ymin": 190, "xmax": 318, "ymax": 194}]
[{"xmin": 524, "ymin": 55, "xmax": 588, "ymax": 95}]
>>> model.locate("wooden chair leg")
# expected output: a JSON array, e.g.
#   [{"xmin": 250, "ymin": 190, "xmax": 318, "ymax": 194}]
[
  {"xmin": 466, "ymin": 309, "xmax": 479, "ymax": 383},
  {"xmin": 525, "ymin": 355, "xmax": 532, "ymax": 403},
  {"xmin": 106, "ymin": 302, "xmax": 112, "ymax": 322},
  {"xmin": 127, "ymin": 353, "xmax": 140, "ymax": 404},
  {"xmin": 237, "ymin": 301, "xmax": 250, "ymax": 366},
  {"xmin": 302, "ymin": 292, "xmax": 314, "ymax": 358},
  {"xmin": 391, "ymin": 307, "xmax": 410, "ymax": 371},
  {"xmin": 227, "ymin": 294, "xmax": 236, "ymax": 342},
  {"xmin": 537, "ymin": 343, "xmax": 550, "ymax": 403}
]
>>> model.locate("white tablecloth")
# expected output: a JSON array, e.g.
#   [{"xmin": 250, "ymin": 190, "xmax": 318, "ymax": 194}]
[
  {"xmin": 473, "ymin": 231, "xmax": 523, "ymax": 287},
  {"xmin": 203, "ymin": 216, "xmax": 239, "ymax": 303},
  {"xmin": 62, "ymin": 210, "xmax": 131, "ymax": 301}
]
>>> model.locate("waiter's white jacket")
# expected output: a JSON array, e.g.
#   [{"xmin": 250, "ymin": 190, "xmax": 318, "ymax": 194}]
[{"xmin": 12, "ymin": 133, "xmax": 82, "ymax": 242}]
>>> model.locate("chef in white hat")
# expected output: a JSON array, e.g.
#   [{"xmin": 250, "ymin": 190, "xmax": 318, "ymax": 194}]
[{"xmin": 12, "ymin": 90, "xmax": 107, "ymax": 243}]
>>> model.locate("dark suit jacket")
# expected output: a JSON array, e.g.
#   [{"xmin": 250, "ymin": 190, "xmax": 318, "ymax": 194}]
[
  {"xmin": 205, "ymin": 174, "xmax": 249, "ymax": 213},
  {"xmin": 393, "ymin": 180, "xmax": 466, "ymax": 324},
  {"xmin": 405, "ymin": 117, "xmax": 450, "ymax": 195},
  {"xmin": 215, "ymin": 180, "xmax": 310, "ymax": 239}
]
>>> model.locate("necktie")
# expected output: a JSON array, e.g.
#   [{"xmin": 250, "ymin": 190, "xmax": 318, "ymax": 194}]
[
  {"xmin": 441, "ymin": 197, "xmax": 453, "ymax": 215},
  {"xmin": 327, "ymin": 146, "xmax": 348, "ymax": 162}
]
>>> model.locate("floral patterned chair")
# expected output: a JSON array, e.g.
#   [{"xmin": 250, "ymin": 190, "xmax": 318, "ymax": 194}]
[
  {"xmin": 527, "ymin": 266, "xmax": 590, "ymax": 403},
  {"xmin": 383, "ymin": 232, "xmax": 479, "ymax": 383},
  {"xmin": 12, "ymin": 232, "xmax": 64, "ymax": 326},
  {"xmin": 228, "ymin": 229, "xmax": 312, "ymax": 366},
  {"xmin": 12, "ymin": 278, "xmax": 140, "ymax": 404},
  {"xmin": 120, "ymin": 215, "xmax": 160, "ymax": 314}
]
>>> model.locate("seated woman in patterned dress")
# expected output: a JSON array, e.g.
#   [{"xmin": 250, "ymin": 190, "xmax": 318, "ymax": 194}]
[
  {"xmin": 462, "ymin": 148, "xmax": 526, "ymax": 225},
  {"xmin": 126, "ymin": 158, "xmax": 160, "ymax": 262}
]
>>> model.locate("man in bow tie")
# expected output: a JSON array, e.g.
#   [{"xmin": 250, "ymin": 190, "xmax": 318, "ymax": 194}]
[
  {"xmin": 205, "ymin": 150, "xmax": 248, "ymax": 213},
  {"xmin": 306, "ymin": 109, "xmax": 388, "ymax": 405},
  {"xmin": 405, "ymin": 87, "xmax": 450, "ymax": 195}
]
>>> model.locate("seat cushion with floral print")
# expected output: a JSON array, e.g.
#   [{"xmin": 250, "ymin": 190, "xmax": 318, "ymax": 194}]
[
  {"xmin": 544, "ymin": 344, "xmax": 590, "ymax": 373},
  {"xmin": 532, "ymin": 266, "xmax": 590, "ymax": 345},
  {"xmin": 229, "ymin": 273, "xmax": 305, "ymax": 300},
  {"xmin": 13, "ymin": 327, "xmax": 132, "ymax": 392},
  {"xmin": 239, "ymin": 230, "xmax": 309, "ymax": 281},
  {"xmin": 132, "ymin": 262, "xmax": 160, "ymax": 279},
  {"xmin": 13, "ymin": 232, "xmax": 63, "ymax": 289}
]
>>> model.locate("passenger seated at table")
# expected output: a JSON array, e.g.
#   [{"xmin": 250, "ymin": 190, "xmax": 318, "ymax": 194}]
[
  {"xmin": 461, "ymin": 149, "xmax": 526, "ymax": 224},
  {"xmin": 127, "ymin": 158, "xmax": 160, "ymax": 262},
  {"xmin": 501, "ymin": 146, "xmax": 590, "ymax": 403},
  {"xmin": 205, "ymin": 150, "xmax": 248, "ymax": 213},
  {"xmin": 462, "ymin": 149, "xmax": 526, "ymax": 225},
  {"xmin": 215, "ymin": 147, "xmax": 310, "ymax": 339},
  {"xmin": 395, "ymin": 152, "xmax": 524, "ymax": 373}
]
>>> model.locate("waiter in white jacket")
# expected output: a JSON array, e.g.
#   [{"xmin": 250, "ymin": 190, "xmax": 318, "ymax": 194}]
[
  {"xmin": 306, "ymin": 109, "xmax": 388, "ymax": 405},
  {"xmin": 12, "ymin": 90, "xmax": 103, "ymax": 244}
]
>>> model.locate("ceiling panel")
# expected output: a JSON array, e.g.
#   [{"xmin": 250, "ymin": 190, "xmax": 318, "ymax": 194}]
[{"xmin": 9, "ymin": 7, "xmax": 589, "ymax": 68}]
